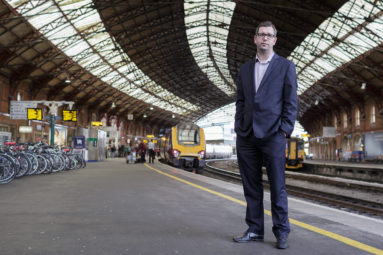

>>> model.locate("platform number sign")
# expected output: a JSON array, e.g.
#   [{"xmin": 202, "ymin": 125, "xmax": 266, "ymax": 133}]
[
  {"xmin": 27, "ymin": 108, "xmax": 42, "ymax": 120},
  {"xmin": 62, "ymin": 110, "xmax": 77, "ymax": 122}
]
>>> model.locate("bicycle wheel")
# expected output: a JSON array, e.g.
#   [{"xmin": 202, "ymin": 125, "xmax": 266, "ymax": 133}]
[
  {"xmin": 0, "ymin": 154, "xmax": 16, "ymax": 184},
  {"xmin": 35, "ymin": 155, "xmax": 48, "ymax": 175},
  {"xmin": 25, "ymin": 153, "xmax": 38, "ymax": 175},
  {"xmin": 15, "ymin": 153, "xmax": 32, "ymax": 178},
  {"xmin": 51, "ymin": 154, "xmax": 64, "ymax": 173}
]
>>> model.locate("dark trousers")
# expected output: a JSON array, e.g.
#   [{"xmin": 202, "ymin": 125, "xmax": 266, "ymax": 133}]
[
  {"xmin": 140, "ymin": 152, "xmax": 146, "ymax": 163},
  {"xmin": 148, "ymin": 149, "xmax": 155, "ymax": 163},
  {"xmin": 236, "ymin": 131, "xmax": 290, "ymax": 239}
]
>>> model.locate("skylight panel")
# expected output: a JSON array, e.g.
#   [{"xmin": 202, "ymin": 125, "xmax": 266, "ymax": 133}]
[
  {"xmin": 185, "ymin": 0, "xmax": 235, "ymax": 96},
  {"xmin": 63, "ymin": 41, "xmax": 89, "ymax": 57},
  {"xmin": 185, "ymin": 13, "xmax": 206, "ymax": 23},
  {"xmin": 74, "ymin": 16, "xmax": 99, "ymax": 32},
  {"xmin": 345, "ymin": 33, "xmax": 376, "ymax": 51},
  {"xmin": 289, "ymin": 0, "xmax": 383, "ymax": 94},
  {"xmin": 209, "ymin": 26, "xmax": 229, "ymax": 36},
  {"xmin": 78, "ymin": 54, "xmax": 100, "ymax": 67},
  {"xmin": 7, "ymin": 0, "xmax": 199, "ymax": 116},
  {"xmin": 327, "ymin": 48, "xmax": 353, "ymax": 63},
  {"xmin": 45, "ymin": 23, "xmax": 77, "ymax": 39},
  {"xmin": 314, "ymin": 58, "xmax": 337, "ymax": 73},
  {"xmin": 28, "ymin": 10, "xmax": 58, "ymax": 30},
  {"xmin": 92, "ymin": 65, "xmax": 109, "ymax": 76},
  {"xmin": 188, "ymin": 37, "xmax": 207, "ymax": 45}
]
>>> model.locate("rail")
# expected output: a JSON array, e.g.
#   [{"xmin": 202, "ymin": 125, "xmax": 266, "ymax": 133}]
[{"xmin": 204, "ymin": 160, "xmax": 383, "ymax": 218}]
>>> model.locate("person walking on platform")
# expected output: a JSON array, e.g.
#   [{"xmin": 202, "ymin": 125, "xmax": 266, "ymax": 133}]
[
  {"xmin": 138, "ymin": 140, "xmax": 147, "ymax": 163},
  {"xmin": 110, "ymin": 145, "xmax": 116, "ymax": 158},
  {"xmin": 148, "ymin": 139, "xmax": 155, "ymax": 163},
  {"xmin": 233, "ymin": 21, "xmax": 298, "ymax": 249}
]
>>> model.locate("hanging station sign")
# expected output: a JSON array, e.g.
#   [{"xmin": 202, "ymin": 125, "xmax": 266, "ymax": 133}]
[
  {"xmin": 62, "ymin": 110, "xmax": 77, "ymax": 122},
  {"xmin": 27, "ymin": 108, "xmax": 42, "ymax": 120},
  {"xmin": 91, "ymin": 122, "xmax": 103, "ymax": 126},
  {"xmin": 10, "ymin": 101, "xmax": 38, "ymax": 119}
]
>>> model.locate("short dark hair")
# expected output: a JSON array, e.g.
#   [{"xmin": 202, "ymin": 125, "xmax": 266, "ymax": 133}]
[{"xmin": 256, "ymin": 21, "xmax": 277, "ymax": 36}]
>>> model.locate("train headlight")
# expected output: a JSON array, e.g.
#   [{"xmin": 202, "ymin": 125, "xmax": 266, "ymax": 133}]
[
  {"xmin": 198, "ymin": 150, "xmax": 205, "ymax": 159},
  {"xmin": 172, "ymin": 149, "xmax": 180, "ymax": 158}
]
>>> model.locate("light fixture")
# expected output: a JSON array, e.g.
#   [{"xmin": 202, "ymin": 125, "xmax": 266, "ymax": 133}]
[
  {"xmin": 172, "ymin": 114, "xmax": 175, "ymax": 118},
  {"xmin": 150, "ymin": 106, "xmax": 154, "ymax": 110},
  {"xmin": 315, "ymin": 100, "xmax": 319, "ymax": 105},
  {"xmin": 112, "ymin": 102, "xmax": 116, "ymax": 108},
  {"xmin": 361, "ymin": 82, "xmax": 366, "ymax": 90},
  {"xmin": 65, "ymin": 72, "xmax": 71, "ymax": 83},
  {"xmin": 143, "ymin": 114, "xmax": 147, "ymax": 118}
]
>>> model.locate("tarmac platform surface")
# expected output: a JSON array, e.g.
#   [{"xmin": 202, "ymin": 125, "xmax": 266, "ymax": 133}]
[{"xmin": 1, "ymin": 158, "xmax": 382, "ymax": 255}]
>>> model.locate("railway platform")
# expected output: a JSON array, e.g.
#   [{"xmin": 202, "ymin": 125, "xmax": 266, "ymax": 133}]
[
  {"xmin": 303, "ymin": 159, "xmax": 383, "ymax": 183},
  {"xmin": 304, "ymin": 159, "xmax": 383, "ymax": 169},
  {"xmin": 1, "ymin": 158, "xmax": 382, "ymax": 255}
]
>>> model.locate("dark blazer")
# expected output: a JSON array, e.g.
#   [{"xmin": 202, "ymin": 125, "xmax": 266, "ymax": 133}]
[{"xmin": 235, "ymin": 53, "xmax": 297, "ymax": 138}]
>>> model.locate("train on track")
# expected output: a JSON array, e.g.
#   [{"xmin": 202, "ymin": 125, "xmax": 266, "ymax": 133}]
[
  {"xmin": 285, "ymin": 137, "xmax": 305, "ymax": 169},
  {"xmin": 159, "ymin": 123, "xmax": 206, "ymax": 173},
  {"xmin": 205, "ymin": 144, "xmax": 233, "ymax": 159}
]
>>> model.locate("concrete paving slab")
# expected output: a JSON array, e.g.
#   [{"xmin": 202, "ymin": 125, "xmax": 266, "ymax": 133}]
[{"xmin": 0, "ymin": 158, "xmax": 382, "ymax": 255}]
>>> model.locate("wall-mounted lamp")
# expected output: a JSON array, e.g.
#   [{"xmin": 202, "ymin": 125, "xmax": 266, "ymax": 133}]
[
  {"xmin": 315, "ymin": 99, "xmax": 319, "ymax": 105},
  {"xmin": 361, "ymin": 82, "xmax": 366, "ymax": 90},
  {"xmin": 143, "ymin": 114, "xmax": 147, "ymax": 118},
  {"xmin": 112, "ymin": 102, "xmax": 116, "ymax": 108},
  {"xmin": 172, "ymin": 114, "xmax": 175, "ymax": 118},
  {"xmin": 150, "ymin": 106, "xmax": 154, "ymax": 110},
  {"xmin": 65, "ymin": 72, "xmax": 71, "ymax": 84}
]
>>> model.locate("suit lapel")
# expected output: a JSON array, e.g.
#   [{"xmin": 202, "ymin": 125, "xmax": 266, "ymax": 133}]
[
  {"xmin": 249, "ymin": 59, "xmax": 256, "ymax": 97},
  {"xmin": 257, "ymin": 54, "xmax": 279, "ymax": 93}
]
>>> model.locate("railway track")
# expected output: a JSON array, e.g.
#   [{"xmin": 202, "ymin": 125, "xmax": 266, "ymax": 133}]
[{"xmin": 204, "ymin": 160, "xmax": 383, "ymax": 218}]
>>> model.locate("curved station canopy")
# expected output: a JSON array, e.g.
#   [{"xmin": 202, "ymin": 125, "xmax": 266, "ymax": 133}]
[{"xmin": 0, "ymin": 0, "xmax": 382, "ymax": 129}]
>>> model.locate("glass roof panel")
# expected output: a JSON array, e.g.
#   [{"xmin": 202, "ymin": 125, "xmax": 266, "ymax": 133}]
[
  {"xmin": 184, "ymin": 13, "xmax": 206, "ymax": 23},
  {"xmin": 185, "ymin": 0, "xmax": 235, "ymax": 96},
  {"xmin": 45, "ymin": 23, "xmax": 77, "ymax": 39},
  {"xmin": 289, "ymin": 0, "xmax": 383, "ymax": 95},
  {"xmin": 28, "ymin": 8, "xmax": 58, "ymax": 29},
  {"xmin": 314, "ymin": 58, "xmax": 337, "ymax": 73},
  {"xmin": 7, "ymin": 0, "xmax": 199, "ymax": 116}
]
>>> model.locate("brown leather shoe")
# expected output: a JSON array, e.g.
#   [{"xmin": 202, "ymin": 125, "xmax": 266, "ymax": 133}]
[{"xmin": 233, "ymin": 231, "xmax": 264, "ymax": 243}]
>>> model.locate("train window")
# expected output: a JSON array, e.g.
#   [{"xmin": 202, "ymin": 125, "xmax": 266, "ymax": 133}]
[
  {"xmin": 177, "ymin": 124, "xmax": 200, "ymax": 145},
  {"xmin": 297, "ymin": 141, "xmax": 304, "ymax": 150}
]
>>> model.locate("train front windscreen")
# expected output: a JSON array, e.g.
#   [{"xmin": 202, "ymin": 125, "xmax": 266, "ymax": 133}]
[{"xmin": 177, "ymin": 124, "xmax": 200, "ymax": 145}]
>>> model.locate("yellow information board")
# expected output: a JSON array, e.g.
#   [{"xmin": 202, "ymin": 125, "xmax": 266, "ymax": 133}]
[
  {"xmin": 27, "ymin": 108, "xmax": 42, "ymax": 120},
  {"xmin": 62, "ymin": 110, "xmax": 77, "ymax": 121},
  {"xmin": 91, "ymin": 122, "xmax": 103, "ymax": 126}
]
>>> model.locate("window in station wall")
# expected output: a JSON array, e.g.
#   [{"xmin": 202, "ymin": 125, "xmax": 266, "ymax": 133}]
[
  {"xmin": 371, "ymin": 105, "xmax": 376, "ymax": 125},
  {"xmin": 343, "ymin": 113, "xmax": 347, "ymax": 129},
  {"xmin": 334, "ymin": 115, "xmax": 337, "ymax": 129},
  {"xmin": 16, "ymin": 92, "xmax": 22, "ymax": 101},
  {"xmin": 355, "ymin": 108, "xmax": 360, "ymax": 127}
]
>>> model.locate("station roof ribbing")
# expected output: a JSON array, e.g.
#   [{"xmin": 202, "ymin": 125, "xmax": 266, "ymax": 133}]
[{"xmin": 1, "ymin": 0, "xmax": 381, "ymax": 128}]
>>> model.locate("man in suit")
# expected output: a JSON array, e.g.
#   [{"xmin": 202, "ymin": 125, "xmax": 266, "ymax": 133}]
[{"xmin": 233, "ymin": 21, "xmax": 297, "ymax": 249}]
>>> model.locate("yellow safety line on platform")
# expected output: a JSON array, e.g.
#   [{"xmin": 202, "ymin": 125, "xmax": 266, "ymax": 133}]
[{"xmin": 144, "ymin": 164, "xmax": 383, "ymax": 255}]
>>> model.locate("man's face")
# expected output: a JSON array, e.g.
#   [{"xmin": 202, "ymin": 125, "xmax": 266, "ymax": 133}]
[{"xmin": 254, "ymin": 26, "xmax": 277, "ymax": 52}]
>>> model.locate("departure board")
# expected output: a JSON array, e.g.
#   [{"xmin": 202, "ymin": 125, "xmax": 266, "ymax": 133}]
[
  {"xmin": 62, "ymin": 110, "xmax": 77, "ymax": 121},
  {"xmin": 27, "ymin": 108, "xmax": 42, "ymax": 120}
]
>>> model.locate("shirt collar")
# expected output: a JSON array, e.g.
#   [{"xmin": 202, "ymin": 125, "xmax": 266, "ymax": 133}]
[{"xmin": 255, "ymin": 52, "xmax": 274, "ymax": 63}]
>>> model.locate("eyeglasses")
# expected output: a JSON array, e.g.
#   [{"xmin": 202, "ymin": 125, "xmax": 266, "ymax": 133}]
[{"xmin": 256, "ymin": 33, "xmax": 276, "ymax": 39}]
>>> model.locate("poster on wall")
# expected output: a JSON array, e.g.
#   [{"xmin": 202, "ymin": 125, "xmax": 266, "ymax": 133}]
[
  {"xmin": 363, "ymin": 132, "xmax": 383, "ymax": 160},
  {"xmin": 0, "ymin": 131, "xmax": 12, "ymax": 147},
  {"xmin": 50, "ymin": 125, "xmax": 67, "ymax": 146},
  {"xmin": 73, "ymin": 136, "xmax": 86, "ymax": 149}
]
